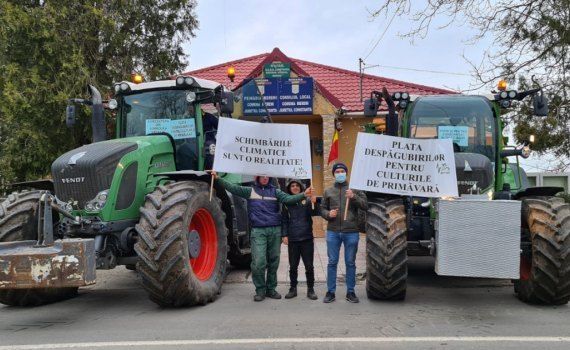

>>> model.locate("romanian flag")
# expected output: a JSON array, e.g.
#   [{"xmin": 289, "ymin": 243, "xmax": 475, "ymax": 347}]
[{"xmin": 327, "ymin": 129, "xmax": 339, "ymax": 164}]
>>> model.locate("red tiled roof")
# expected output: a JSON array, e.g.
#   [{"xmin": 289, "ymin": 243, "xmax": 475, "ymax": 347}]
[{"xmin": 184, "ymin": 48, "xmax": 452, "ymax": 112}]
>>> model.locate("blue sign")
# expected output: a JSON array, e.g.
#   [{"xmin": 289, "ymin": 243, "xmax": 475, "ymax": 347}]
[
  {"xmin": 438, "ymin": 125, "xmax": 469, "ymax": 147},
  {"xmin": 242, "ymin": 77, "xmax": 313, "ymax": 116}
]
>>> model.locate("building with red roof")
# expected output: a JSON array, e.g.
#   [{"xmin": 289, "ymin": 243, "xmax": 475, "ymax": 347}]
[
  {"xmin": 185, "ymin": 48, "xmax": 452, "ymax": 235},
  {"xmin": 186, "ymin": 47, "xmax": 450, "ymax": 112}
]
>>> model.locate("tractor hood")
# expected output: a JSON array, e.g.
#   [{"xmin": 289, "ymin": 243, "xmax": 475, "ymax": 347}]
[{"xmin": 51, "ymin": 140, "xmax": 138, "ymax": 208}]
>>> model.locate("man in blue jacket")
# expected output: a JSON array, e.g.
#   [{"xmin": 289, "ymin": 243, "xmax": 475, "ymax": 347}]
[{"xmin": 212, "ymin": 172, "xmax": 312, "ymax": 301}]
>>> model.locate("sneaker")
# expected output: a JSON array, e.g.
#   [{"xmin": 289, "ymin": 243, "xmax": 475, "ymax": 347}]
[
  {"xmin": 254, "ymin": 294, "xmax": 265, "ymax": 302},
  {"xmin": 285, "ymin": 287, "xmax": 297, "ymax": 299},
  {"xmin": 346, "ymin": 292, "xmax": 359, "ymax": 303},
  {"xmin": 266, "ymin": 290, "xmax": 282, "ymax": 299},
  {"xmin": 307, "ymin": 288, "xmax": 318, "ymax": 300},
  {"xmin": 323, "ymin": 292, "xmax": 335, "ymax": 303}
]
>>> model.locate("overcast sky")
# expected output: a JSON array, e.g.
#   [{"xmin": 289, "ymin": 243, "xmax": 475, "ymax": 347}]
[
  {"xmin": 182, "ymin": 0, "xmax": 556, "ymax": 172},
  {"xmin": 183, "ymin": 0, "xmax": 497, "ymax": 92}
]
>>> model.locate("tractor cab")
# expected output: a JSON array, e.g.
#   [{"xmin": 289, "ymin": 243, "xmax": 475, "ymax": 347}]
[
  {"xmin": 364, "ymin": 82, "xmax": 546, "ymax": 197},
  {"xmin": 404, "ymin": 95, "xmax": 496, "ymax": 195},
  {"xmin": 110, "ymin": 76, "xmax": 232, "ymax": 171}
]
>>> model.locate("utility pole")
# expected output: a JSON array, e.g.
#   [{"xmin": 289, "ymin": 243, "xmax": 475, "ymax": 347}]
[{"xmin": 359, "ymin": 58, "xmax": 364, "ymax": 102}]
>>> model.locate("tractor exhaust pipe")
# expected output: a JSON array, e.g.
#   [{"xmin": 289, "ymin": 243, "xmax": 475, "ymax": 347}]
[
  {"xmin": 66, "ymin": 85, "xmax": 106, "ymax": 143},
  {"xmin": 87, "ymin": 85, "xmax": 106, "ymax": 143}
]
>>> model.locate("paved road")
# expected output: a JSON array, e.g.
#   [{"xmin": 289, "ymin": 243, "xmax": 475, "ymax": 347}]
[{"xmin": 1, "ymin": 258, "xmax": 569, "ymax": 350}]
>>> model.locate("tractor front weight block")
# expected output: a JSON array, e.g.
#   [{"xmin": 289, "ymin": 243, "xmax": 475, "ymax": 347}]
[{"xmin": 0, "ymin": 239, "xmax": 96, "ymax": 290}]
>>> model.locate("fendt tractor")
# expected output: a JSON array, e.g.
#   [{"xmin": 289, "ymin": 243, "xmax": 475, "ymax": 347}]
[
  {"xmin": 0, "ymin": 75, "xmax": 252, "ymax": 307},
  {"xmin": 362, "ymin": 82, "xmax": 570, "ymax": 305}
]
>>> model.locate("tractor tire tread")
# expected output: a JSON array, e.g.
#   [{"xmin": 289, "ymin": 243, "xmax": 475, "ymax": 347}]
[
  {"xmin": 365, "ymin": 197, "xmax": 408, "ymax": 301},
  {"xmin": 515, "ymin": 196, "xmax": 570, "ymax": 305},
  {"xmin": 135, "ymin": 181, "xmax": 227, "ymax": 307},
  {"xmin": 0, "ymin": 191, "xmax": 78, "ymax": 306}
]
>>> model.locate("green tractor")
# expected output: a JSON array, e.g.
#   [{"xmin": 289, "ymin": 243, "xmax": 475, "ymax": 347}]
[
  {"xmin": 363, "ymin": 83, "xmax": 570, "ymax": 305},
  {"xmin": 0, "ymin": 76, "xmax": 252, "ymax": 307}
]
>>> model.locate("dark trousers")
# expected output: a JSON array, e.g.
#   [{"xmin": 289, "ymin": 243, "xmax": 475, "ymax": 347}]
[{"xmin": 288, "ymin": 239, "xmax": 315, "ymax": 289}]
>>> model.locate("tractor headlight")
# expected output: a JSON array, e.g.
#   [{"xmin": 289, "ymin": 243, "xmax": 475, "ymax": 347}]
[
  {"xmin": 499, "ymin": 91, "xmax": 508, "ymax": 99},
  {"xmin": 186, "ymin": 91, "xmax": 196, "ymax": 103},
  {"xmin": 521, "ymin": 146, "xmax": 531, "ymax": 159},
  {"xmin": 393, "ymin": 92, "xmax": 401, "ymax": 100},
  {"xmin": 500, "ymin": 100, "xmax": 511, "ymax": 108},
  {"xmin": 401, "ymin": 92, "xmax": 409, "ymax": 100},
  {"xmin": 108, "ymin": 99, "xmax": 118, "ymax": 110},
  {"xmin": 85, "ymin": 189, "xmax": 109, "ymax": 211},
  {"xmin": 114, "ymin": 82, "xmax": 131, "ymax": 94},
  {"xmin": 176, "ymin": 76, "xmax": 195, "ymax": 87},
  {"xmin": 508, "ymin": 90, "xmax": 517, "ymax": 99}
]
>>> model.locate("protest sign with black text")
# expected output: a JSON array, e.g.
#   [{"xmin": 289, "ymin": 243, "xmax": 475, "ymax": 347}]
[
  {"xmin": 350, "ymin": 133, "xmax": 458, "ymax": 197},
  {"xmin": 213, "ymin": 118, "xmax": 312, "ymax": 179}
]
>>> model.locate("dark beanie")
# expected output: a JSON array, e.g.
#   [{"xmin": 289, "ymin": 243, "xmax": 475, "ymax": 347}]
[{"xmin": 332, "ymin": 162, "xmax": 348, "ymax": 175}]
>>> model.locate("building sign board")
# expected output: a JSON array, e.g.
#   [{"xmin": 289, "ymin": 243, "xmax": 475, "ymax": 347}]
[
  {"xmin": 242, "ymin": 77, "xmax": 313, "ymax": 116},
  {"xmin": 263, "ymin": 62, "xmax": 291, "ymax": 78}
]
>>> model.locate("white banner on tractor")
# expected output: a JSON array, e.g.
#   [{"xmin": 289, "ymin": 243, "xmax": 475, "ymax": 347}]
[
  {"xmin": 351, "ymin": 133, "xmax": 458, "ymax": 198},
  {"xmin": 213, "ymin": 118, "xmax": 313, "ymax": 179}
]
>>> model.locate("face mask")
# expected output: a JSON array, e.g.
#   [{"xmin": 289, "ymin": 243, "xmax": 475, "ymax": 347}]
[{"xmin": 334, "ymin": 173, "xmax": 347, "ymax": 183}]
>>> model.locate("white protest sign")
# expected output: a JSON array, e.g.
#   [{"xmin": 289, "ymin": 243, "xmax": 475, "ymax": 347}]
[
  {"xmin": 213, "ymin": 118, "xmax": 312, "ymax": 179},
  {"xmin": 351, "ymin": 133, "xmax": 458, "ymax": 198}
]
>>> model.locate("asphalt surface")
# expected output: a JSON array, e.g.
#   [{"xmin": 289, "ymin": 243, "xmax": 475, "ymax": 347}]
[{"xmin": 1, "ymin": 257, "xmax": 569, "ymax": 350}]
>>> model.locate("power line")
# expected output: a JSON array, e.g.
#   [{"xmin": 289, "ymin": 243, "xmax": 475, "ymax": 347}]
[
  {"xmin": 363, "ymin": 11, "xmax": 397, "ymax": 61},
  {"xmin": 367, "ymin": 64, "xmax": 472, "ymax": 77},
  {"xmin": 361, "ymin": 18, "xmax": 385, "ymax": 57}
]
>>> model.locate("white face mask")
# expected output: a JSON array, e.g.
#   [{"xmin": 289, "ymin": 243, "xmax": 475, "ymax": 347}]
[{"xmin": 334, "ymin": 172, "xmax": 347, "ymax": 183}]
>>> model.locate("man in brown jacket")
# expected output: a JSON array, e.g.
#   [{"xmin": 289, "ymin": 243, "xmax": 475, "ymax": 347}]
[{"xmin": 320, "ymin": 162, "xmax": 367, "ymax": 303}]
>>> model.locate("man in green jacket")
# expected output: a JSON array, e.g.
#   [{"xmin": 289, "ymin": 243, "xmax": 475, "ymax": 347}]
[
  {"xmin": 320, "ymin": 162, "xmax": 367, "ymax": 303},
  {"xmin": 212, "ymin": 171, "xmax": 312, "ymax": 301}
]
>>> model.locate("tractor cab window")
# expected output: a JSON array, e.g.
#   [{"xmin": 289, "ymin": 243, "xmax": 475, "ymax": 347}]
[
  {"xmin": 409, "ymin": 96, "xmax": 496, "ymax": 161},
  {"xmin": 121, "ymin": 90, "xmax": 199, "ymax": 170}
]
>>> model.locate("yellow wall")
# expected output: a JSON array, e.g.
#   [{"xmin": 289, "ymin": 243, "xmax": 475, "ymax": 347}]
[{"xmin": 336, "ymin": 117, "xmax": 370, "ymax": 182}]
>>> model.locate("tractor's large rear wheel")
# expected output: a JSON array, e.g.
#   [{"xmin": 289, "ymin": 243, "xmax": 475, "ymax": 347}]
[
  {"xmin": 0, "ymin": 191, "xmax": 78, "ymax": 306},
  {"xmin": 366, "ymin": 197, "xmax": 408, "ymax": 300},
  {"xmin": 135, "ymin": 181, "xmax": 228, "ymax": 307},
  {"xmin": 515, "ymin": 197, "xmax": 570, "ymax": 305}
]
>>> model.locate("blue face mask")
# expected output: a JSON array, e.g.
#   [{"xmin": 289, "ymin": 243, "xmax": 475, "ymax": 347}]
[{"xmin": 334, "ymin": 172, "xmax": 347, "ymax": 183}]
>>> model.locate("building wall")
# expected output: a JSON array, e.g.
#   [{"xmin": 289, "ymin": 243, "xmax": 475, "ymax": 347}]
[
  {"xmin": 527, "ymin": 172, "xmax": 570, "ymax": 192},
  {"xmin": 228, "ymin": 69, "xmax": 377, "ymax": 236}
]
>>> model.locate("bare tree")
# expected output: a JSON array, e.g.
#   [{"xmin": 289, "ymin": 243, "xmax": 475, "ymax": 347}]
[{"xmin": 373, "ymin": 0, "xmax": 569, "ymax": 165}]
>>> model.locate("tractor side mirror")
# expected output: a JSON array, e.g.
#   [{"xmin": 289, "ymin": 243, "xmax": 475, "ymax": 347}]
[
  {"xmin": 364, "ymin": 98, "xmax": 379, "ymax": 117},
  {"xmin": 220, "ymin": 91, "xmax": 234, "ymax": 114},
  {"xmin": 533, "ymin": 93, "xmax": 549, "ymax": 116},
  {"xmin": 66, "ymin": 105, "xmax": 76, "ymax": 128}
]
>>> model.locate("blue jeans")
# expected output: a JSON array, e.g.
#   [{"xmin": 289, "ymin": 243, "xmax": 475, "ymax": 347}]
[{"xmin": 326, "ymin": 231, "xmax": 359, "ymax": 293}]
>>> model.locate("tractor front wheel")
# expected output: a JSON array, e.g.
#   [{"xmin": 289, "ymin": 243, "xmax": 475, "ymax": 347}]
[
  {"xmin": 365, "ymin": 197, "xmax": 408, "ymax": 300},
  {"xmin": 0, "ymin": 191, "xmax": 78, "ymax": 306},
  {"xmin": 515, "ymin": 197, "xmax": 570, "ymax": 305},
  {"xmin": 135, "ymin": 181, "xmax": 228, "ymax": 307}
]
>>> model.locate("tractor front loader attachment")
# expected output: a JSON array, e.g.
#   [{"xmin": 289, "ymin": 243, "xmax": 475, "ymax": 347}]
[{"xmin": 0, "ymin": 193, "xmax": 96, "ymax": 291}]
